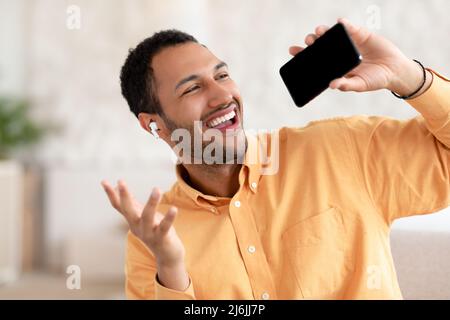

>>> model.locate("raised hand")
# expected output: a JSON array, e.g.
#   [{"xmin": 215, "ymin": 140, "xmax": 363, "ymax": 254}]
[
  {"xmin": 289, "ymin": 18, "xmax": 426, "ymax": 96},
  {"xmin": 101, "ymin": 180, "xmax": 186, "ymax": 268}
]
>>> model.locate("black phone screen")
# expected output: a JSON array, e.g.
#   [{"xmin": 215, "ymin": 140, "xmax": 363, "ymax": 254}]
[{"xmin": 279, "ymin": 23, "xmax": 362, "ymax": 107}]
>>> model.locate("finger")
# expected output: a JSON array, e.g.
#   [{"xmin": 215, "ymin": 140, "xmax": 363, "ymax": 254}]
[
  {"xmin": 158, "ymin": 206, "xmax": 178, "ymax": 235},
  {"xmin": 118, "ymin": 183, "xmax": 142, "ymax": 212},
  {"xmin": 337, "ymin": 17, "xmax": 358, "ymax": 34},
  {"xmin": 289, "ymin": 45, "xmax": 305, "ymax": 56},
  {"xmin": 304, "ymin": 33, "xmax": 318, "ymax": 46},
  {"xmin": 315, "ymin": 25, "xmax": 329, "ymax": 36},
  {"xmin": 141, "ymin": 187, "xmax": 162, "ymax": 228},
  {"xmin": 117, "ymin": 180, "xmax": 140, "ymax": 223},
  {"xmin": 337, "ymin": 17, "xmax": 371, "ymax": 44},
  {"xmin": 329, "ymin": 77, "xmax": 344, "ymax": 90},
  {"xmin": 101, "ymin": 180, "xmax": 120, "ymax": 210},
  {"xmin": 329, "ymin": 76, "xmax": 367, "ymax": 92}
]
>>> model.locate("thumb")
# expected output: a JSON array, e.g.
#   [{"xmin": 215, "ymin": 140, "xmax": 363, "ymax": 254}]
[{"xmin": 329, "ymin": 76, "xmax": 367, "ymax": 92}]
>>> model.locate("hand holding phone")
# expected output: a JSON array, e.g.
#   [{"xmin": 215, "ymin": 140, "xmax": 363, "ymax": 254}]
[{"xmin": 280, "ymin": 22, "xmax": 362, "ymax": 107}]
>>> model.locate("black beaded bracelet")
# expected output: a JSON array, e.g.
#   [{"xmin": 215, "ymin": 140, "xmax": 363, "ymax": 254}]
[{"xmin": 391, "ymin": 59, "xmax": 426, "ymax": 100}]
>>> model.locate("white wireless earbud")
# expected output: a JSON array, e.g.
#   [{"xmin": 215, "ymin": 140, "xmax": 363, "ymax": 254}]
[{"xmin": 149, "ymin": 121, "xmax": 160, "ymax": 139}]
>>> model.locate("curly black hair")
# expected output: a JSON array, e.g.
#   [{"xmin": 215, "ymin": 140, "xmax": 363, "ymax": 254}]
[{"xmin": 120, "ymin": 30, "xmax": 198, "ymax": 118}]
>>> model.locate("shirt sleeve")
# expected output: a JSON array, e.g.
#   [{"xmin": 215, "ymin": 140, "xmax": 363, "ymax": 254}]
[
  {"xmin": 125, "ymin": 231, "xmax": 196, "ymax": 300},
  {"xmin": 342, "ymin": 69, "xmax": 450, "ymax": 225}
]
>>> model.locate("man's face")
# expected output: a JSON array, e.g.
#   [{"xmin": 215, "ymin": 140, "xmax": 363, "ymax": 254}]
[{"xmin": 151, "ymin": 42, "xmax": 246, "ymax": 164}]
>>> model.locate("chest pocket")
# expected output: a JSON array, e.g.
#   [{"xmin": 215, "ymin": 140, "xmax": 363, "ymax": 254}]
[{"xmin": 281, "ymin": 206, "xmax": 354, "ymax": 299}]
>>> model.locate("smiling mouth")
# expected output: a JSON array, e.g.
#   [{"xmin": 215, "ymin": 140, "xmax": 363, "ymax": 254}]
[{"xmin": 204, "ymin": 104, "xmax": 240, "ymax": 131}]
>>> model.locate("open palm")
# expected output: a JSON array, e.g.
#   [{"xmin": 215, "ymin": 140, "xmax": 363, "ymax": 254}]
[{"xmin": 101, "ymin": 180, "xmax": 186, "ymax": 267}]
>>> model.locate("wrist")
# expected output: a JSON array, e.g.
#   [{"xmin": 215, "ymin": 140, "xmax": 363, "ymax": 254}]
[
  {"xmin": 155, "ymin": 249, "xmax": 185, "ymax": 269},
  {"xmin": 389, "ymin": 58, "xmax": 422, "ymax": 95},
  {"xmin": 156, "ymin": 260, "xmax": 190, "ymax": 291},
  {"xmin": 156, "ymin": 256, "xmax": 185, "ymax": 270},
  {"xmin": 389, "ymin": 58, "xmax": 432, "ymax": 99}
]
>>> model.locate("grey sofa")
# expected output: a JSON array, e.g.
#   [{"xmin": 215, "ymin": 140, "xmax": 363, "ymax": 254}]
[{"xmin": 390, "ymin": 229, "xmax": 450, "ymax": 299}]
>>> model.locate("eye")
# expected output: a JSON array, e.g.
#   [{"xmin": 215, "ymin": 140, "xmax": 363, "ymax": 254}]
[
  {"xmin": 217, "ymin": 73, "xmax": 229, "ymax": 80},
  {"xmin": 183, "ymin": 85, "xmax": 199, "ymax": 95}
]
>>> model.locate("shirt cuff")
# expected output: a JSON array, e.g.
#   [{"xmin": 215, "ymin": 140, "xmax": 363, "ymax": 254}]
[
  {"xmin": 407, "ymin": 69, "xmax": 450, "ymax": 121},
  {"xmin": 154, "ymin": 274, "xmax": 196, "ymax": 300}
]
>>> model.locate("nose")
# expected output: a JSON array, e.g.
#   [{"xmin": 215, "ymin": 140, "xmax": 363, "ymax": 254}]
[{"xmin": 206, "ymin": 80, "xmax": 233, "ymax": 110}]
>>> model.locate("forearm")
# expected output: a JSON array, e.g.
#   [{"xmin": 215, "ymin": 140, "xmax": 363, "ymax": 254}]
[{"xmin": 156, "ymin": 260, "xmax": 190, "ymax": 292}]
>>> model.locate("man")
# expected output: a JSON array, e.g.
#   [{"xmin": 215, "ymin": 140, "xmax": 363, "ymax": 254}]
[{"xmin": 101, "ymin": 18, "xmax": 449, "ymax": 299}]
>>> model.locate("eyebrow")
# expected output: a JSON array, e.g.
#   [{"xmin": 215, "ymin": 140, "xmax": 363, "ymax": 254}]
[{"xmin": 174, "ymin": 61, "xmax": 228, "ymax": 93}]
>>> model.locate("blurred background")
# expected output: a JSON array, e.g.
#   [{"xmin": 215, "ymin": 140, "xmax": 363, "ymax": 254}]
[{"xmin": 0, "ymin": 0, "xmax": 449, "ymax": 299}]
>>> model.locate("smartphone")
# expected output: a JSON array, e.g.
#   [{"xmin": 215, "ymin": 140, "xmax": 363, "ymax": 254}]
[{"xmin": 279, "ymin": 22, "xmax": 362, "ymax": 107}]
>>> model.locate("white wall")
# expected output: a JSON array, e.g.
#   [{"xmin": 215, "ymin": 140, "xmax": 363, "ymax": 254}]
[
  {"xmin": 0, "ymin": 162, "xmax": 23, "ymax": 283},
  {"xmin": 0, "ymin": 0, "xmax": 26, "ymax": 96},
  {"xmin": 392, "ymin": 209, "xmax": 450, "ymax": 232},
  {"xmin": 1, "ymin": 0, "xmax": 449, "ymax": 271}
]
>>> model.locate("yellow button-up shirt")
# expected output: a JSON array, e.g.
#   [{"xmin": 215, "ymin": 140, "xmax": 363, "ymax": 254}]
[{"xmin": 125, "ymin": 70, "xmax": 450, "ymax": 299}]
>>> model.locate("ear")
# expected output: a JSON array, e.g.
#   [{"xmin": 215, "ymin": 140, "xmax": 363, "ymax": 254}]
[
  {"xmin": 138, "ymin": 112, "xmax": 153, "ymax": 133},
  {"xmin": 138, "ymin": 112, "xmax": 169, "ymax": 140}
]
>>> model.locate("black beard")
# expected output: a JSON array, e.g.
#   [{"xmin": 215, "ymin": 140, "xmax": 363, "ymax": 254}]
[{"xmin": 161, "ymin": 108, "xmax": 247, "ymax": 165}]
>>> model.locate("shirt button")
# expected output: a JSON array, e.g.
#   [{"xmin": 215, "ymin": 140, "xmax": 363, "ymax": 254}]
[
  {"xmin": 251, "ymin": 182, "xmax": 257, "ymax": 189},
  {"xmin": 247, "ymin": 245, "xmax": 256, "ymax": 254},
  {"xmin": 234, "ymin": 201, "xmax": 241, "ymax": 208},
  {"xmin": 261, "ymin": 292, "xmax": 270, "ymax": 300}
]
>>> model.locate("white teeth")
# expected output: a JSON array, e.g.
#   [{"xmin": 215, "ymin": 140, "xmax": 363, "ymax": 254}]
[{"xmin": 207, "ymin": 110, "xmax": 236, "ymax": 128}]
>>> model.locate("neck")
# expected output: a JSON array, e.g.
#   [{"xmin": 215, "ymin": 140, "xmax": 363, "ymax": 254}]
[{"xmin": 182, "ymin": 163, "xmax": 242, "ymax": 198}]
